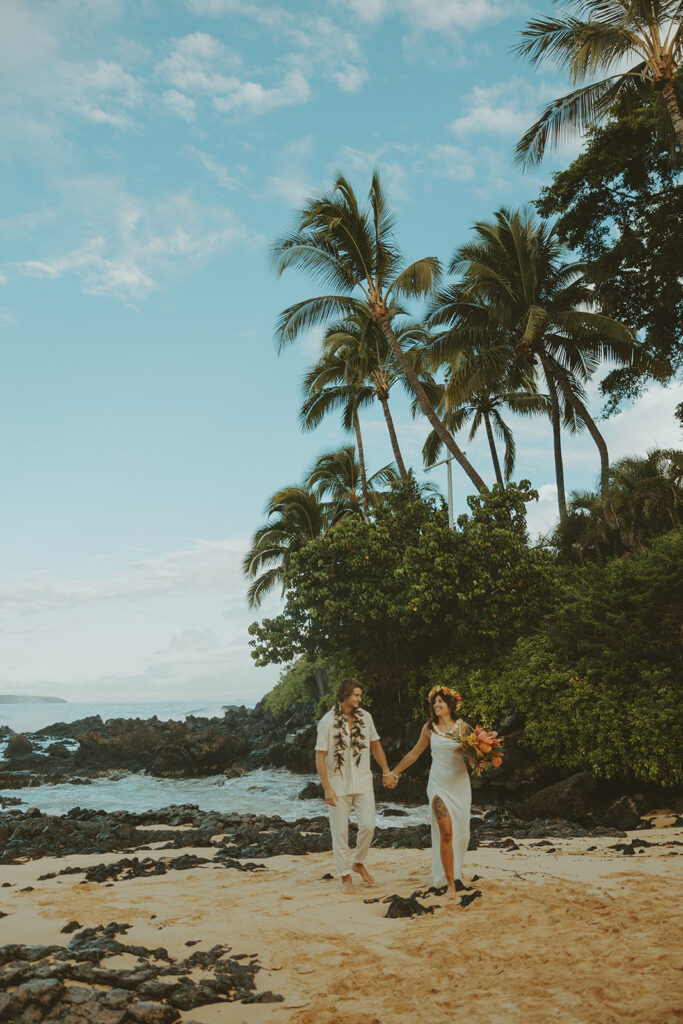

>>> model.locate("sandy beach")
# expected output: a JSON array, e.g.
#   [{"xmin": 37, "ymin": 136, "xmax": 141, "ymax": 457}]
[{"xmin": 2, "ymin": 817, "xmax": 682, "ymax": 1024}]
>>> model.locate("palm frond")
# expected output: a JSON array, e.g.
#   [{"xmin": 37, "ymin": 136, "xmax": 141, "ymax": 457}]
[
  {"xmin": 388, "ymin": 257, "xmax": 442, "ymax": 300},
  {"xmin": 275, "ymin": 295, "xmax": 365, "ymax": 350},
  {"xmin": 514, "ymin": 71, "xmax": 644, "ymax": 166}
]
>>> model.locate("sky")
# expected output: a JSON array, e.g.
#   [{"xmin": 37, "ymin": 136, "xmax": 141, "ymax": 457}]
[{"xmin": 1, "ymin": 0, "xmax": 681, "ymax": 705}]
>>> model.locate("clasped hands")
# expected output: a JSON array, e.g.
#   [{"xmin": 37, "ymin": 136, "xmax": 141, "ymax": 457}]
[{"xmin": 382, "ymin": 770, "xmax": 399, "ymax": 789}]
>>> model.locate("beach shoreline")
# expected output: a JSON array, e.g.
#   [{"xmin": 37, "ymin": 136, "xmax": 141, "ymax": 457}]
[{"xmin": 2, "ymin": 819, "xmax": 682, "ymax": 1024}]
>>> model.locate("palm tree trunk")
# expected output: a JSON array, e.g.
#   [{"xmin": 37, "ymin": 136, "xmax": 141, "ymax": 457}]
[
  {"xmin": 354, "ymin": 412, "xmax": 370, "ymax": 519},
  {"xmin": 374, "ymin": 311, "xmax": 487, "ymax": 492},
  {"xmin": 554, "ymin": 371, "xmax": 610, "ymax": 499},
  {"xmin": 378, "ymin": 392, "xmax": 408, "ymax": 480},
  {"xmin": 661, "ymin": 79, "xmax": 683, "ymax": 151},
  {"xmin": 483, "ymin": 410, "xmax": 504, "ymax": 487},
  {"xmin": 543, "ymin": 366, "xmax": 568, "ymax": 526}
]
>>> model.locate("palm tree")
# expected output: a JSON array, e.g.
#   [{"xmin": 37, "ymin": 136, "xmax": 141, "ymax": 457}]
[
  {"xmin": 300, "ymin": 352, "xmax": 373, "ymax": 514},
  {"xmin": 243, "ymin": 486, "xmax": 327, "ymax": 608},
  {"xmin": 555, "ymin": 448, "xmax": 682, "ymax": 559},
  {"xmin": 271, "ymin": 171, "xmax": 487, "ymax": 492},
  {"xmin": 429, "ymin": 208, "xmax": 637, "ymax": 523},
  {"xmin": 421, "ymin": 372, "xmax": 549, "ymax": 486},
  {"xmin": 305, "ymin": 446, "xmax": 398, "ymax": 522},
  {"xmin": 301, "ymin": 309, "xmax": 430, "ymax": 482},
  {"xmin": 514, "ymin": 0, "xmax": 683, "ymax": 164}
]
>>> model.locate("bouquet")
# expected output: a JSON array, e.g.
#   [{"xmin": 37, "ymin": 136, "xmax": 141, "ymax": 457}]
[{"xmin": 459, "ymin": 725, "xmax": 504, "ymax": 777}]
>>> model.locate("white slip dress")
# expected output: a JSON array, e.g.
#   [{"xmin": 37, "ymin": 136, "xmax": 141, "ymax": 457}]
[{"xmin": 427, "ymin": 723, "xmax": 472, "ymax": 886}]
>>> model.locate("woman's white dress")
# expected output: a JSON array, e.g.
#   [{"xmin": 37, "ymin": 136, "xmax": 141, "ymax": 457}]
[{"xmin": 427, "ymin": 724, "xmax": 472, "ymax": 886}]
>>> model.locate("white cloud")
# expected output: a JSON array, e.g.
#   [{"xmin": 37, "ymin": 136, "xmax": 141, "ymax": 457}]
[
  {"xmin": 57, "ymin": 58, "xmax": 144, "ymax": 131},
  {"xmin": 331, "ymin": 62, "xmax": 369, "ymax": 94},
  {"xmin": 212, "ymin": 67, "xmax": 310, "ymax": 114},
  {"xmin": 335, "ymin": 144, "xmax": 412, "ymax": 201},
  {"xmin": 334, "ymin": 0, "xmax": 387, "ymax": 21},
  {"xmin": 449, "ymin": 78, "xmax": 539, "ymax": 138},
  {"xmin": 268, "ymin": 134, "xmax": 315, "ymax": 205},
  {"xmin": 164, "ymin": 628, "xmax": 221, "ymax": 653},
  {"xmin": 162, "ymin": 89, "xmax": 197, "ymax": 122},
  {"xmin": 188, "ymin": 146, "xmax": 242, "ymax": 189},
  {"xmin": 428, "ymin": 144, "xmax": 475, "ymax": 181},
  {"xmin": 286, "ymin": 15, "xmax": 368, "ymax": 94},
  {"xmin": 0, "ymin": 538, "xmax": 249, "ymax": 618},
  {"xmin": 336, "ymin": 0, "xmax": 521, "ymax": 32},
  {"xmin": 157, "ymin": 32, "xmax": 311, "ymax": 119},
  {"xmin": 13, "ymin": 181, "xmax": 249, "ymax": 301},
  {"xmin": 0, "ymin": 537, "xmax": 281, "ymax": 701}
]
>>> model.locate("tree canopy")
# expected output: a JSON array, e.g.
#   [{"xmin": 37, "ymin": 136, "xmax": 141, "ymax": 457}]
[{"xmin": 537, "ymin": 98, "xmax": 683, "ymax": 411}]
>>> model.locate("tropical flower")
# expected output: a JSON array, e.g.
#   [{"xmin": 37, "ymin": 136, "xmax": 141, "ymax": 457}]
[{"xmin": 460, "ymin": 726, "xmax": 504, "ymax": 777}]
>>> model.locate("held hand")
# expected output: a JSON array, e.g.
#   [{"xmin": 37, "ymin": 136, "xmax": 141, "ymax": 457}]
[{"xmin": 323, "ymin": 787, "xmax": 337, "ymax": 807}]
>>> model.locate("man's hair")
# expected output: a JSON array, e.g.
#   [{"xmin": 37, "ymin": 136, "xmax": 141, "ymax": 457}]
[{"xmin": 336, "ymin": 677, "xmax": 362, "ymax": 704}]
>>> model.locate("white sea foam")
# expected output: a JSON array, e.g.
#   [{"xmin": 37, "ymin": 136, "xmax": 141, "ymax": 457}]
[
  {"xmin": 2, "ymin": 767, "xmax": 427, "ymax": 826},
  {"xmin": 0, "ymin": 700, "xmax": 428, "ymax": 827}
]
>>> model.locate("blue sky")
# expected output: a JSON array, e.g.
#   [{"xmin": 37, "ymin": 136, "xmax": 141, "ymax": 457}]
[{"xmin": 1, "ymin": 0, "xmax": 680, "ymax": 704}]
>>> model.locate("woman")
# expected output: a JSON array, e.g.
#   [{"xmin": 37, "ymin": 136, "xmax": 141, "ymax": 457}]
[{"xmin": 391, "ymin": 686, "xmax": 471, "ymax": 898}]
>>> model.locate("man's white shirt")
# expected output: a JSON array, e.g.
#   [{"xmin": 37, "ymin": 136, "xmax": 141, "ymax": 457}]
[{"xmin": 315, "ymin": 707, "xmax": 380, "ymax": 796}]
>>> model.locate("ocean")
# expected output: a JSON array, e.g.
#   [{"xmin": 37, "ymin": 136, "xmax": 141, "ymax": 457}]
[{"xmin": 0, "ymin": 700, "xmax": 426, "ymax": 827}]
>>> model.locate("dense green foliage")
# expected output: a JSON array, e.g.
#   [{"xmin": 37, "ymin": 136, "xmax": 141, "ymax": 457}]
[
  {"xmin": 537, "ymin": 100, "xmax": 683, "ymax": 411},
  {"xmin": 250, "ymin": 482, "xmax": 554, "ymax": 688},
  {"xmin": 460, "ymin": 530, "xmax": 683, "ymax": 784},
  {"xmin": 262, "ymin": 657, "xmax": 328, "ymax": 716},
  {"xmin": 254, "ymin": 480, "xmax": 682, "ymax": 785},
  {"xmin": 551, "ymin": 449, "xmax": 682, "ymax": 562}
]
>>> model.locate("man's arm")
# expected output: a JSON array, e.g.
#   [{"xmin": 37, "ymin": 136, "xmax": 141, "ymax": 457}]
[
  {"xmin": 315, "ymin": 749, "xmax": 337, "ymax": 806},
  {"xmin": 370, "ymin": 739, "xmax": 396, "ymax": 788}
]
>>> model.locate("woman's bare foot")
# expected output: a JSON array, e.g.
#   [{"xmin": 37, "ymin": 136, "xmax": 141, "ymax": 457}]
[
  {"xmin": 446, "ymin": 884, "xmax": 458, "ymax": 899},
  {"xmin": 352, "ymin": 863, "xmax": 375, "ymax": 886},
  {"xmin": 341, "ymin": 875, "xmax": 354, "ymax": 894}
]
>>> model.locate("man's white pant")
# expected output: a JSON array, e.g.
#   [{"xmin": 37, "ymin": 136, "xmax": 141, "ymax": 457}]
[{"xmin": 328, "ymin": 791, "xmax": 375, "ymax": 877}]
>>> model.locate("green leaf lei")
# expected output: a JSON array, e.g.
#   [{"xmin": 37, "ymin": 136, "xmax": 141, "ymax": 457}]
[{"xmin": 333, "ymin": 705, "xmax": 365, "ymax": 773}]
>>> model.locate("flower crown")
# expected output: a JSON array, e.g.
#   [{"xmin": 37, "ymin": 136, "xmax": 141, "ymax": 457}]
[{"xmin": 428, "ymin": 685, "xmax": 462, "ymax": 705}]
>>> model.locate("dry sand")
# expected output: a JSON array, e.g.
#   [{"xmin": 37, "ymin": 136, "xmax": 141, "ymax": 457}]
[{"xmin": 2, "ymin": 823, "xmax": 682, "ymax": 1024}]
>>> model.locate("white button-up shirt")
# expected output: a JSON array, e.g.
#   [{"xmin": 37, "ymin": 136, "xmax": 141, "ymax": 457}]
[{"xmin": 315, "ymin": 707, "xmax": 380, "ymax": 796}]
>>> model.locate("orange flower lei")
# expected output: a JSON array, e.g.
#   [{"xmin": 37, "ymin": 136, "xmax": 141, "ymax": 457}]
[{"xmin": 428, "ymin": 685, "xmax": 462, "ymax": 707}]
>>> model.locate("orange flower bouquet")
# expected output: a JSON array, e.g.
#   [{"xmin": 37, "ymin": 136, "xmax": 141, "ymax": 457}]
[{"xmin": 459, "ymin": 725, "xmax": 504, "ymax": 777}]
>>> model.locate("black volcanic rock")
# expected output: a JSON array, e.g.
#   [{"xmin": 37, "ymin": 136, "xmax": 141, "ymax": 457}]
[
  {"xmin": 0, "ymin": 927, "xmax": 270, "ymax": 1022},
  {"xmin": 600, "ymin": 796, "xmax": 643, "ymax": 831},
  {"xmin": 515, "ymin": 772, "xmax": 597, "ymax": 822},
  {"xmin": 5, "ymin": 734, "xmax": 34, "ymax": 758}
]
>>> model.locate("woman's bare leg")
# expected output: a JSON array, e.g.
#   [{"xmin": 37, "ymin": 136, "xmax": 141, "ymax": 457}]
[{"xmin": 432, "ymin": 795, "xmax": 456, "ymax": 897}]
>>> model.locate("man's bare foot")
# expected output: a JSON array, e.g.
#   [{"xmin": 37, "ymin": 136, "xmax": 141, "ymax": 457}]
[
  {"xmin": 341, "ymin": 875, "xmax": 354, "ymax": 894},
  {"xmin": 352, "ymin": 863, "xmax": 375, "ymax": 886}
]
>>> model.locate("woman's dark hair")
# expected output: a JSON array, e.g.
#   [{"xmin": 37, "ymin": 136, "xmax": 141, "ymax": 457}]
[
  {"xmin": 336, "ymin": 677, "xmax": 362, "ymax": 704},
  {"xmin": 427, "ymin": 688, "xmax": 460, "ymax": 731}
]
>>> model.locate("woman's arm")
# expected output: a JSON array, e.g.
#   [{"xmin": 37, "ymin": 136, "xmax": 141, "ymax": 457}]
[{"xmin": 392, "ymin": 724, "xmax": 431, "ymax": 776}]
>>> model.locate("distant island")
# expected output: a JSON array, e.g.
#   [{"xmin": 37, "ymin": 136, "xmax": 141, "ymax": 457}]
[{"xmin": 0, "ymin": 695, "xmax": 67, "ymax": 704}]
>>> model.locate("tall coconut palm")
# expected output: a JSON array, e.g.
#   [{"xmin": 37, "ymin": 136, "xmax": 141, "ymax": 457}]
[
  {"xmin": 514, "ymin": 0, "xmax": 683, "ymax": 164},
  {"xmin": 305, "ymin": 446, "xmax": 398, "ymax": 523},
  {"xmin": 421, "ymin": 371, "xmax": 549, "ymax": 486},
  {"xmin": 243, "ymin": 486, "xmax": 327, "ymax": 608},
  {"xmin": 271, "ymin": 171, "xmax": 487, "ymax": 492},
  {"xmin": 299, "ymin": 355, "xmax": 372, "ymax": 515},
  {"xmin": 301, "ymin": 310, "xmax": 430, "ymax": 481},
  {"xmin": 429, "ymin": 208, "xmax": 637, "ymax": 522}
]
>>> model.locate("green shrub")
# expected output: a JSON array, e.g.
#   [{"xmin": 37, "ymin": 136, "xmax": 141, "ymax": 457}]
[{"xmin": 457, "ymin": 530, "xmax": 683, "ymax": 784}]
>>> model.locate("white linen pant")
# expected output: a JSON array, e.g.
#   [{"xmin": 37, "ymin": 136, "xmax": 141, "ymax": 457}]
[{"xmin": 328, "ymin": 791, "xmax": 375, "ymax": 877}]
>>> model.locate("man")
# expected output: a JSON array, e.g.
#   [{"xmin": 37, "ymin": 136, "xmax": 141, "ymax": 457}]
[{"xmin": 315, "ymin": 678, "xmax": 396, "ymax": 894}]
